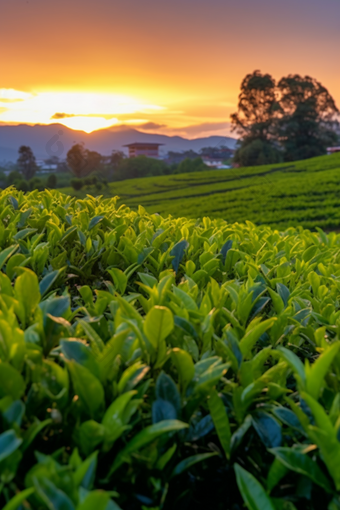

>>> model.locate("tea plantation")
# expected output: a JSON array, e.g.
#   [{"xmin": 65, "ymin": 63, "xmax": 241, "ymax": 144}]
[
  {"xmin": 2, "ymin": 187, "xmax": 340, "ymax": 509},
  {"xmin": 60, "ymin": 152, "xmax": 340, "ymax": 231}
]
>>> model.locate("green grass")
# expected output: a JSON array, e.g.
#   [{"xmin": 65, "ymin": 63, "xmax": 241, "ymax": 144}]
[{"xmin": 59, "ymin": 152, "xmax": 340, "ymax": 230}]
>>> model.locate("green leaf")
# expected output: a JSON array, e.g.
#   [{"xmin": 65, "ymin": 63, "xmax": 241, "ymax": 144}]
[
  {"xmin": 277, "ymin": 346, "xmax": 306, "ymax": 386},
  {"xmin": 171, "ymin": 452, "xmax": 217, "ymax": 478},
  {"xmin": 155, "ymin": 372, "xmax": 181, "ymax": 416},
  {"xmin": 61, "ymin": 339, "xmax": 100, "ymax": 379},
  {"xmin": 239, "ymin": 318, "xmax": 276, "ymax": 357},
  {"xmin": 39, "ymin": 269, "xmax": 63, "ymax": 297},
  {"xmin": 0, "ymin": 245, "xmax": 18, "ymax": 270},
  {"xmin": 252, "ymin": 411, "xmax": 282, "ymax": 448},
  {"xmin": 276, "ymin": 283, "xmax": 290, "ymax": 307},
  {"xmin": 2, "ymin": 488, "xmax": 35, "ymax": 510},
  {"xmin": 234, "ymin": 463, "xmax": 276, "ymax": 510},
  {"xmin": 0, "ymin": 430, "xmax": 22, "ymax": 462},
  {"xmin": 220, "ymin": 239, "xmax": 233, "ymax": 264},
  {"xmin": 143, "ymin": 305, "xmax": 174, "ymax": 350},
  {"xmin": 102, "ymin": 391, "xmax": 137, "ymax": 441},
  {"xmin": 74, "ymin": 450, "xmax": 98, "ymax": 489},
  {"xmin": 68, "ymin": 361, "xmax": 105, "ymax": 419},
  {"xmin": 88, "ymin": 215, "xmax": 104, "ymax": 230},
  {"xmin": 170, "ymin": 240, "xmax": 189, "ymax": 272},
  {"xmin": 33, "ymin": 476, "xmax": 75, "ymax": 510},
  {"xmin": 77, "ymin": 491, "xmax": 110, "ymax": 510},
  {"xmin": 156, "ymin": 443, "xmax": 177, "ymax": 470},
  {"xmin": 267, "ymin": 457, "xmax": 289, "ymax": 493},
  {"xmin": 79, "ymin": 320, "xmax": 105, "ymax": 354},
  {"xmin": 0, "ymin": 363, "xmax": 25, "ymax": 399},
  {"xmin": 109, "ymin": 419, "xmax": 188, "ymax": 475},
  {"xmin": 77, "ymin": 420, "xmax": 105, "ymax": 456},
  {"xmin": 14, "ymin": 268, "xmax": 41, "ymax": 323},
  {"xmin": 306, "ymin": 342, "xmax": 340, "ymax": 399},
  {"xmin": 171, "ymin": 348, "xmax": 195, "ymax": 392},
  {"xmin": 208, "ymin": 389, "xmax": 231, "ymax": 458},
  {"xmin": 269, "ymin": 447, "xmax": 332, "ymax": 493},
  {"xmin": 108, "ymin": 268, "xmax": 128, "ymax": 294}
]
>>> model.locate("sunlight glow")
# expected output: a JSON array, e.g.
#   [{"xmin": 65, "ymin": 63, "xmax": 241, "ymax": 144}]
[{"xmin": 0, "ymin": 90, "xmax": 165, "ymax": 132}]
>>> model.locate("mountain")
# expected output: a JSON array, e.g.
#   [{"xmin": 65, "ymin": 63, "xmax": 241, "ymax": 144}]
[{"xmin": 0, "ymin": 123, "xmax": 237, "ymax": 163}]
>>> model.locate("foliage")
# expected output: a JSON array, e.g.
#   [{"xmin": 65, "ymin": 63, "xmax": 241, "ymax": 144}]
[
  {"xmin": 47, "ymin": 174, "xmax": 57, "ymax": 189},
  {"xmin": 234, "ymin": 139, "xmax": 283, "ymax": 167},
  {"xmin": 277, "ymin": 74, "xmax": 339, "ymax": 161},
  {"xmin": 231, "ymin": 70, "xmax": 279, "ymax": 143},
  {"xmin": 115, "ymin": 156, "xmax": 170, "ymax": 180},
  {"xmin": 57, "ymin": 152, "xmax": 340, "ymax": 231},
  {"xmin": 71, "ymin": 178, "xmax": 84, "ymax": 191},
  {"xmin": 7, "ymin": 171, "xmax": 22, "ymax": 186},
  {"xmin": 28, "ymin": 177, "xmax": 44, "ymax": 192},
  {"xmin": 67, "ymin": 143, "xmax": 102, "ymax": 178},
  {"xmin": 1, "ymin": 187, "xmax": 340, "ymax": 508},
  {"xmin": 231, "ymin": 71, "xmax": 339, "ymax": 165},
  {"xmin": 13, "ymin": 179, "xmax": 29, "ymax": 192},
  {"xmin": 173, "ymin": 157, "xmax": 208, "ymax": 174},
  {"xmin": 17, "ymin": 145, "xmax": 37, "ymax": 180}
]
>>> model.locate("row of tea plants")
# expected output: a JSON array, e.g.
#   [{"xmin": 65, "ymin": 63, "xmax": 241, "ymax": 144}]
[{"xmin": 1, "ymin": 187, "xmax": 340, "ymax": 509}]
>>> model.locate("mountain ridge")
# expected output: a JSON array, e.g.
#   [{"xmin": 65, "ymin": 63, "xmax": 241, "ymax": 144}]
[{"xmin": 0, "ymin": 123, "xmax": 237, "ymax": 163}]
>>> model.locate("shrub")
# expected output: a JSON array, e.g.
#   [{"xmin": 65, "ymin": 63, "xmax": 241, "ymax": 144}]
[
  {"xmin": 28, "ymin": 176, "xmax": 44, "ymax": 191},
  {"xmin": 71, "ymin": 178, "xmax": 84, "ymax": 190},
  {"xmin": 0, "ymin": 189, "xmax": 340, "ymax": 509},
  {"xmin": 14, "ymin": 179, "xmax": 29, "ymax": 192},
  {"xmin": 46, "ymin": 173, "xmax": 57, "ymax": 188},
  {"xmin": 7, "ymin": 170, "xmax": 22, "ymax": 185},
  {"xmin": 234, "ymin": 139, "xmax": 283, "ymax": 166}
]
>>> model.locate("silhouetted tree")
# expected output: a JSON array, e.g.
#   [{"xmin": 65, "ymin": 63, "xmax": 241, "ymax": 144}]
[
  {"xmin": 66, "ymin": 143, "xmax": 102, "ymax": 177},
  {"xmin": 231, "ymin": 70, "xmax": 280, "ymax": 142},
  {"xmin": 17, "ymin": 146, "xmax": 37, "ymax": 180},
  {"xmin": 110, "ymin": 150, "xmax": 125, "ymax": 168},
  {"xmin": 277, "ymin": 74, "xmax": 339, "ymax": 161},
  {"xmin": 231, "ymin": 70, "xmax": 282, "ymax": 165}
]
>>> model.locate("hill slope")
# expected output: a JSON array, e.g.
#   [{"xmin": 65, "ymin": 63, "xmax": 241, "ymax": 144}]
[{"xmin": 97, "ymin": 152, "xmax": 340, "ymax": 231}]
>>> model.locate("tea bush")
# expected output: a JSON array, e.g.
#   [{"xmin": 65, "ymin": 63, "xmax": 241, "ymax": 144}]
[
  {"xmin": 1, "ymin": 187, "xmax": 340, "ymax": 509},
  {"xmin": 60, "ymin": 152, "xmax": 340, "ymax": 231}
]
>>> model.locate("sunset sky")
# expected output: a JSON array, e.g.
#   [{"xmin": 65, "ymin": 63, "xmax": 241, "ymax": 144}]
[{"xmin": 1, "ymin": 0, "xmax": 339, "ymax": 137}]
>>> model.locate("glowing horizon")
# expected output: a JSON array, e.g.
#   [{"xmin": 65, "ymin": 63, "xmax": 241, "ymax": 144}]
[{"xmin": 1, "ymin": 0, "xmax": 340, "ymax": 138}]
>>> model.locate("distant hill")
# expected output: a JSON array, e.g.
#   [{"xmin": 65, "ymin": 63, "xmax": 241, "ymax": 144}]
[{"xmin": 0, "ymin": 123, "xmax": 237, "ymax": 163}]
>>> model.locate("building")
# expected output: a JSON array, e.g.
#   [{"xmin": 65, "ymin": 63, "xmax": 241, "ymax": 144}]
[
  {"xmin": 123, "ymin": 142, "xmax": 164, "ymax": 159},
  {"xmin": 202, "ymin": 157, "xmax": 231, "ymax": 169},
  {"xmin": 327, "ymin": 147, "xmax": 340, "ymax": 155}
]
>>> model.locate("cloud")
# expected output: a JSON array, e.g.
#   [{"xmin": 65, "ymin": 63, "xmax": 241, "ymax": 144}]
[
  {"xmin": 51, "ymin": 112, "xmax": 122, "ymax": 120},
  {"xmin": 51, "ymin": 112, "xmax": 76, "ymax": 119},
  {"xmin": 137, "ymin": 121, "xmax": 167, "ymax": 130},
  {"xmin": 172, "ymin": 122, "xmax": 231, "ymax": 136},
  {"xmin": 0, "ymin": 88, "xmax": 32, "ymax": 103}
]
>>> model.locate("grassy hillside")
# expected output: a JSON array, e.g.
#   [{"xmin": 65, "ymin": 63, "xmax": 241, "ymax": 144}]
[{"xmin": 60, "ymin": 153, "xmax": 340, "ymax": 230}]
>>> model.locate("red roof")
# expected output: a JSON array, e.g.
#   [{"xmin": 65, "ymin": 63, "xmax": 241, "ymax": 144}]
[{"xmin": 123, "ymin": 142, "xmax": 164, "ymax": 148}]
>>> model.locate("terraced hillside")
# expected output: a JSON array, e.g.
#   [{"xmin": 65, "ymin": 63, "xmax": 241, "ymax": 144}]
[{"xmin": 61, "ymin": 153, "xmax": 340, "ymax": 231}]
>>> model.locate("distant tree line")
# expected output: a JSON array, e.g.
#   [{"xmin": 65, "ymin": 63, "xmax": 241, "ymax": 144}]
[
  {"xmin": 231, "ymin": 71, "xmax": 339, "ymax": 166},
  {"xmin": 0, "ymin": 142, "xmax": 225, "ymax": 194}
]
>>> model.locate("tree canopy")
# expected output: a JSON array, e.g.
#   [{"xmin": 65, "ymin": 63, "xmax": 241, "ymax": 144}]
[
  {"xmin": 277, "ymin": 74, "xmax": 339, "ymax": 161},
  {"xmin": 231, "ymin": 70, "xmax": 339, "ymax": 166},
  {"xmin": 17, "ymin": 145, "xmax": 37, "ymax": 180},
  {"xmin": 66, "ymin": 143, "xmax": 102, "ymax": 177}
]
